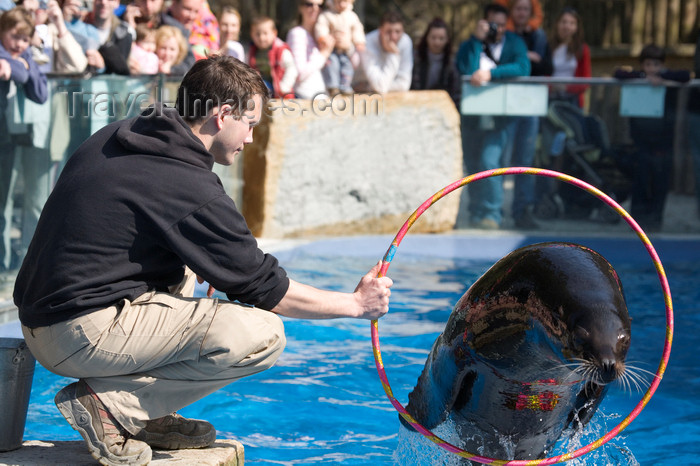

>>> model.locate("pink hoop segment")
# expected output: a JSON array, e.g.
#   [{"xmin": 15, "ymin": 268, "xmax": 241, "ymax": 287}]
[{"xmin": 371, "ymin": 167, "xmax": 674, "ymax": 465}]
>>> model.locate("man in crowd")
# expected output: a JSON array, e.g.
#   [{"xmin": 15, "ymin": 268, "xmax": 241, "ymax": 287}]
[
  {"xmin": 122, "ymin": 0, "xmax": 163, "ymax": 29},
  {"xmin": 354, "ymin": 10, "xmax": 413, "ymax": 94},
  {"xmin": 14, "ymin": 55, "xmax": 392, "ymax": 466},
  {"xmin": 456, "ymin": 3, "xmax": 530, "ymax": 230},
  {"xmin": 85, "ymin": 0, "xmax": 132, "ymax": 74},
  {"xmin": 160, "ymin": 0, "xmax": 199, "ymax": 72}
]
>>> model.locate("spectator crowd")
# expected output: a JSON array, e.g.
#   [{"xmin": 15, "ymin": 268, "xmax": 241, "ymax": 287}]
[{"xmin": 1, "ymin": 0, "xmax": 700, "ymax": 270}]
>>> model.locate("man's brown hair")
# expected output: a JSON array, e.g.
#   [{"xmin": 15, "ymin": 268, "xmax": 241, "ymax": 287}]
[{"xmin": 176, "ymin": 54, "xmax": 269, "ymax": 122}]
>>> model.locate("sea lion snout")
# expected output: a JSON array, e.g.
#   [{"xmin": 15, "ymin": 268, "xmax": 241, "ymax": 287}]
[
  {"xmin": 572, "ymin": 316, "xmax": 630, "ymax": 384},
  {"xmin": 599, "ymin": 357, "xmax": 621, "ymax": 384}
]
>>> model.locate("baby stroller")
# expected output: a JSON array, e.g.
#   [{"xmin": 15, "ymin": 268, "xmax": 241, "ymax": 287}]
[{"xmin": 534, "ymin": 101, "xmax": 633, "ymax": 223}]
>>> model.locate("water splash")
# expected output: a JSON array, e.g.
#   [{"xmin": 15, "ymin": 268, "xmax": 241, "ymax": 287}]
[{"xmin": 394, "ymin": 411, "xmax": 639, "ymax": 465}]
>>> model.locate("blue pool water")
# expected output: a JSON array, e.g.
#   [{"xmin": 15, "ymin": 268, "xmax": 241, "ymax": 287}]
[{"xmin": 16, "ymin": 234, "xmax": 700, "ymax": 465}]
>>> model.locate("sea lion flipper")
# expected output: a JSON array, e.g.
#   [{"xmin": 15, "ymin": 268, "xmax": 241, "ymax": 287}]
[
  {"xmin": 403, "ymin": 372, "xmax": 450, "ymax": 430},
  {"xmin": 567, "ymin": 382, "xmax": 609, "ymax": 430},
  {"xmin": 403, "ymin": 350, "xmax": 475, "ymax": 431}
]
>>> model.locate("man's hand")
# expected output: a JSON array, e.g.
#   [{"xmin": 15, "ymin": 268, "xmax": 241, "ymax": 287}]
[
  {"xmin": 527, "ymin": 50, "xmax": 541, "ymax": 63},
  {"xmin": 271, "ymin": 261, "xmax": 393, "ymax": 320},
  {"xmin": 470, "ymin": 68, "xmax": 492, "ymax": 86},
  {"xmin": 380, "ymin": 31, "xmax": 399, "ymax": 54},
  {"xmin": 47, "ymin": 0, "xmax": 68, "ymax": 38},
  {"xmin": 61, "ymin": 0, "xmax": 82, "ymax": 21},
  {"xmin": 352, "ymin": 261, "xmax": 392, "ymax": 320},
  {"xmin": 86, "ymin": 49, "xmax": 105, "ymax": 69},
  {"xmin": 646, "ymin": 73, "xmax": 664, "ymax": 86},
  {"xmin": 123, "ymin": 3, "xmax": 142, "ymax": 28},
  {"xmin": 0, "ymin": 59, "xmax": 11, "ymax": 80}
]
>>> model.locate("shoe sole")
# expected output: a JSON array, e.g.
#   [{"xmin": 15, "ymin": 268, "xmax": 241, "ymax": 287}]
[
  {"xmin": 136, "ymin": 429, "xmax": 217, "ymax": 450},
  {"xmin": 55, "ymin": 383, "xmax": 152, "ymax": 466}
]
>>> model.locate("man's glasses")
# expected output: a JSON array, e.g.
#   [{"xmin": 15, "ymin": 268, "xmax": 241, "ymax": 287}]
[{"xmin": 302, "ymin": 1, "xmax": 322, "ymax": 8}]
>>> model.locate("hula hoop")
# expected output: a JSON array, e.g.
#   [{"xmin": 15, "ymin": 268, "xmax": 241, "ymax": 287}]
[{"xmin": 371, "ymin": 167, "xmax": 673, "ymax": 465}]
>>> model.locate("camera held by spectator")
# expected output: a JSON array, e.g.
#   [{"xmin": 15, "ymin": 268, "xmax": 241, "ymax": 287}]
[{"xmin": 486, "ymin": 22, "xmax": 499, "ymax": 43}]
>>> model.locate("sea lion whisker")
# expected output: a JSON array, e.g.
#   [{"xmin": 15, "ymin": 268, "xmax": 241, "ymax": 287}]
[
  {"xmin": 567, "ymin": 358, "xmax": 590, "ymax": 365},
  {"xmin": 557, "ymin": 361, "xmax": 586, "ymax": 374},
  {"xmin": 617, "ymin": 374, "xmax": 627, "ymax": 393},
  {"xmin": 617, "ymin": 372, "xmax": 632, "ymax": 394},
  {"xmin": 624, "ymin": 363, "xmax": 657, "ymax": 379},
  {"xmin": 561, "ymin": 370, "xmax": 582, "ymax": 384},
  {"xmin": 618, "ymin": 372, "xmax": 641, "ymax": 394},
  {"xmin": 623, "ymin": 367, "xmax": 652, "ymax": 391}
]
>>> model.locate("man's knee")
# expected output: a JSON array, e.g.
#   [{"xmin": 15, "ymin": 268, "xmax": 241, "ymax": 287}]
[
  {"xmin": 258, "ymin": 312, "xmax": 286, "ymax": 370},
  {"xmin": 205, "ymin": 305, "xmax": 286, "ymax": 372}
]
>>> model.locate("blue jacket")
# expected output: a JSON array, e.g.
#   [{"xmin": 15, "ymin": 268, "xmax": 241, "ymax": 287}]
[
  {"xmin": 0, "ymin": 44, "xmax": 48, "ymax": 106},
  {"xmin": 0, "ymin": 44, "xmax": 48, "ymax": 144},
  {"xmin": 455, "ymin": 31, "xmax": 530, "ymax": 79}
]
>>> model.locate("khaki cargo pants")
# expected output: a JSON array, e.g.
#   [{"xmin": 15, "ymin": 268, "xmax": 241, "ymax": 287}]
[{"xmin": 22, "ymin": 269, "xmax": 286, "ymax": 435}]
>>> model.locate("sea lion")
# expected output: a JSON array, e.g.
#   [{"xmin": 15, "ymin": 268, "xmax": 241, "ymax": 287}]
[{"xmin": 402, "ymin": 242, "xmax": 631, "ymax": 461}]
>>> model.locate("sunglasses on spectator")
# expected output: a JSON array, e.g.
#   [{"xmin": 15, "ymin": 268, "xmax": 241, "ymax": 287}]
[{"xmin": 302, "ymin": 1, "xmax": 323, "ymax": 8}]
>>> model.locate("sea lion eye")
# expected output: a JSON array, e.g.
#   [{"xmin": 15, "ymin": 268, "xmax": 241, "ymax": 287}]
[{"xmin": 573, "ymin": 326, "xmax": 590, "ymax": 348}]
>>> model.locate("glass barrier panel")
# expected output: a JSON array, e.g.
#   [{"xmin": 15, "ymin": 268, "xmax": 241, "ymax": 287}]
[{"xmin": 1, "ymin": 76, "xmax": 698, "ymax": 309}]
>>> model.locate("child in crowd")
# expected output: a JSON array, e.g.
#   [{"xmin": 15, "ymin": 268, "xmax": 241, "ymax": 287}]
[
  {"xmin": 128, "ymin": 24, "xmax": 159, "ymax": 74},
  {"xmin": 315, "ymin": 0, "xmax": 365, "ymax": 95},
  {"xmin": 0, "ymin": 7, "xmax": 48, "ymax": 271},
  {"xmin": 248, "ymin": 16, "xmax": 297, "ymax": 98},
  {"xmin": 155, "ymin": 25, "xmax": 188, "ymax": 74},
  {"xmin": 218, "ymin": 6, "xmax": 244, "ymax": 62},
  {"xmin": 189, "ymin": 0, "xmax": 219, "ymax": 60},
  {"xmin": 614, "ymin": 44, "xmax": 690, "ymax": 231}
]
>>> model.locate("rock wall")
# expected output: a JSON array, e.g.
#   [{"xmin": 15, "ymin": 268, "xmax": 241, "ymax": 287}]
[{"xmin": 241, "ymin": 90, "xmax": 463, "ymax": 238}]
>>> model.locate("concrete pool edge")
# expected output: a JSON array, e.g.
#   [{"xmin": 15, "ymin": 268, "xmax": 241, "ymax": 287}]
[
  {"xmin": 0, "ymin": 439, "xmax": 244, "ymax": 465},
  {"xmin": 263, "ymin": 230, "xmax": 700, "ymax": 265}
]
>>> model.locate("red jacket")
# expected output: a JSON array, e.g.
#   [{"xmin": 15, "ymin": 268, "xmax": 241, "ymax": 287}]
[
  {"xmin": 249, "ymin": 37, "xmax": 294, "ymax": 99},
  {"xmin": 566, "ymin": 43, "xmax": 591, "ymax": 108}
]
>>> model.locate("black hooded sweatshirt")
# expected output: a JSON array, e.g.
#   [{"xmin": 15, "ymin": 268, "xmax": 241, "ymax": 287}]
[{"xmin": 14, "ymin": 104, "xmax": 289, "ymax": 328}]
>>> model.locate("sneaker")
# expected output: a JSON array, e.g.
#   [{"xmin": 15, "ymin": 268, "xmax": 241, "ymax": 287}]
[
  {"xmin": 134, "ymin": 413, "xmax": 216, "ymax": 450},
  {"xmin": 55, "ymin": 380, "xmax": 152, "ymax": 466},
  {"xmin": 472, "ymin": 218, "xmax": 500, "ymax": 230}
]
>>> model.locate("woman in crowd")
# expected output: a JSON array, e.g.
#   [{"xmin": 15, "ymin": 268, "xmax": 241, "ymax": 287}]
[
  {"xmin": 0, "ymin": 7, "xmax": 48, "ymax": 271},
  {"xmin": 549, "ymin": 6, "xmax": 590, "ymax": 108},
  {"xmin": 410, "ymin": 17, "xmax": 459, "ymax": 106},
  {"xmin": 8, "ymin": 0, "xmax": 85, "ymax": 269},
  {"xmin": 16, "ymin": 0, "xmax": 86, "ymax": 73},
  {"xmin": 506, "ymin": 0, "xmax": 552, "ymax": 229},
  {"xmin": 286, "ymin": 0, "xmax": 331, "ymax": 99},
  {"xmin": 218, "ymin": 5, "xmax": 244, "ymax": 62},
  {"xmin": 155, "ymin": 24, "xmax": 188, "ymax": 74},
  {"xmin": 510, "ymin": 0, "xmax": 551, "ymax": 77}
]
